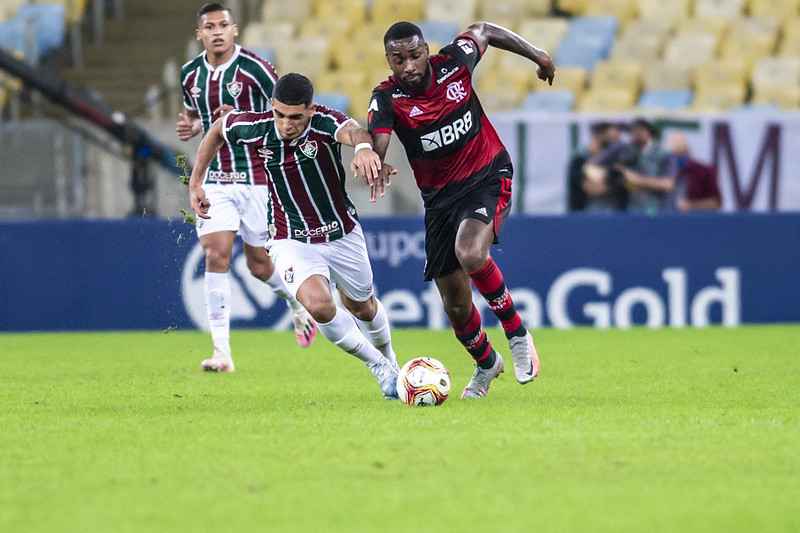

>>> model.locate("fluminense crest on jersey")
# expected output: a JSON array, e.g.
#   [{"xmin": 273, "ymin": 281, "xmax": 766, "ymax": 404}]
[
  {"xmin": 299, "ymin": 140, "xmax": 318, "ymax": 159},
  {"xmin": 226, "ymin": 81, "xmax": 243, "ymax": 98}
]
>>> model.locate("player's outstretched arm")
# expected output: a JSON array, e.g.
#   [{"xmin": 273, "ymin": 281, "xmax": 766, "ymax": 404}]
[
  {"xmin": 463, "ymin": 22, "xmax": 555, "ymax": 85},
  {"xmin": 188, "ymin": 118, "xmax": 226, "ymax": 218}
]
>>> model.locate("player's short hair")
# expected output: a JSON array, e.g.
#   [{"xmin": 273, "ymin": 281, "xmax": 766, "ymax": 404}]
[
  {"xmin": 383, "ymin": 21, "xmax": 425, "ymax": 46},
  {"xmin": 273, "ymin": 73, "xmax": 314, "ymax": 107},
  {"xmin": 197, "ymin": 2, "xmax": 233, "ymax": 22}
]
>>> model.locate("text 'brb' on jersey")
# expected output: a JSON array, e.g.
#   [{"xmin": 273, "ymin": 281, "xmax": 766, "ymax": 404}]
[
  {"xmin": 223, "ymin": 106, "xmax": 359, "ymax": 244},
  {"xmin": 181, "ymin": 45, "xmax": 278, "ymax": 185},
  {"xmin": 368, "ymin": 34, "xmax": 511, "ymax": 210}
]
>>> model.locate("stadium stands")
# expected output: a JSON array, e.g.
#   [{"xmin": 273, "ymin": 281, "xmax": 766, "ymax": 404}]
[{"xmin": 232, "ymin": 0, "xmax": 800, "ymax": 114}]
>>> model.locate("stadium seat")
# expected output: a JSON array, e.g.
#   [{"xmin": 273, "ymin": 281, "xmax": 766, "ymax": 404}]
[
  {"xmin": 299, "ymin": 18, "xmax": 351, "ymax": 41},
  {"xmin": 643, "ymin": 62, "xmax": 693, "ymax": 91},
  {"xmin": 275, "ymin": 38, "xmax": 329, "ymax": 80},
  {"xmin": 330, "ymin": 29, "xmax": 386, "ymax": 71},
  {"xmin": 480, "ymin": 0, "xmax": 551, "ymax": 19},
  {"xmin": 418, "ymin": 21, "xmax": 459, "ymax": 45},
  {"xmin": 556, "ymin": 17, "xmax": 618, "ymax": 71},
  {"xmin": 695, "ymin": 0, "xmax": 745, "ymax": 20},
  {"xmin": 314, "ymin": 92, "xmax": 351, "ymax": 113},
  {"xmin": 638, "ymin": 90, "xmax": 693, "ymax": 110},
  {"xmin": 313, "ymin": 0, "xmax": 367, "ymax": 27},
  {"xmin": 591, "ymin": 61, "xmax": 642, "ymax": 93},
  {"xmin": 477, "ymin": 68, "xmax": 531, "ymax": 96},
  {"xmin": 584, "ymin": 0, "xmax": 637, "ymax": 23},
  {"xmin": 262, "ymin": 0, "xmax": 312, "ymax": 25},
  {"xmin": 522, "ymin": 90, "xmax": 576, "ymax": 111},
  {"xmin": 480, "ymin": 88, "xmax": 527, "ymax": 112},
  {"xmin": 555, "ymin": 0, "xmax": 587, "ymax": 15},
  {"xmin": 242, "ymin": 22, "xmax": 295, "ymax": 49},
  {"xmin": 692, "ymin": 84, "xmax": 746, "ymax": 111},
  {"xmin": 779, "ymin": 18, "xmax": 800, "ymax": 56},
  {"xmin": 425, "ymin": 0, "xmax": 477, "ymax": 29},
  {"xmin": 753, "ymin": 57, "xmax": 800, "ymax": 89},
  {"xmin": 247, "ymin": 46, "xmax": 276, "ymax": 64},
  {"xmin": 694, "ymin": 60, "xmax": 748, "ymax": 88},
  {"xmin": 638, "ymin": 0, "xmax": 691, "ymax": 28},
  {"xmin": 16, "ymin": 4, "xmax": 66, "ymax": 58},
  {"xmin": 678, "ymin": 17, "xmax": 730, "ymax": 42},
  {"xmin": 372, "ymin": 0, "xmax": 424, "ymax": 27},
  {"xmin": 749, "ymin": 0, "xmax": 800, "ymax": 18},
  {"xmin": 611, "ymin": 36, "xmax": 663, "ymax": 63},
  {"xmin": 0, "ymin": 18, "xmax": 25, "ymax": 56},
  {"xmin": 536, "ymin": 66, "xmax": 587, "ymax": 96},
  {"xmin": 665, "ymin": 32, "xmax": 719, "ymax": 68},
  {"xmin": 578, "ymin": 88, "xmax": 637, "ymax": 111},
  {"xmin": 517, "ymin": 18, "xmax": 569, "ymax": 55},
  {"xmin": 752, "ymin": 84, "xmax": 800, "ymax": 108}
]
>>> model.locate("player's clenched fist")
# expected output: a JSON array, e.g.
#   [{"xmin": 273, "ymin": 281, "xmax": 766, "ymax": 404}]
[
  {"xmin": 176, "ymin": 112, "xmax": 201, "ymax": 141},
  {"xmin": 189, "ymin": 185, "xmax": 211, "ymax": 219}
]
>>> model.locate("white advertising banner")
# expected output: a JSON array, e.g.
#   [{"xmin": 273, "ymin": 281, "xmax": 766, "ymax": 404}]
[{"xmin": 490, "ymin": 112, "xmax": 800, "ymax": 214}]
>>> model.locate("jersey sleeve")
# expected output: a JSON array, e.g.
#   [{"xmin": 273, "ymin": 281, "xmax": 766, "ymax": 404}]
[
  {"xmin": 241, "ymin": 53, "xmax": 279, "ymax": 100},
  {"xmin": 439, "ymin": 33, "xmax": 483, "ymax": 74},
  {"xmin": 367, "ymin": 89, "xmax": 395, "ymax": 135},
  {"xmin": 180, "ymin": 66, "xmax": 197, "ymax": 111},
  {"xmin": 222, "ymin": 111, "xmax": 269, "ymax": 145},
  {"xmin": 313, "ymin": 105, "xmax": 357, "ymax": 143}
]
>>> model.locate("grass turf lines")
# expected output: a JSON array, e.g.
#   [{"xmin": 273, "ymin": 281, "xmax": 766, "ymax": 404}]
[{"xmin": 1, "ymin": 326, "xmax": 798, "ymax": 533}]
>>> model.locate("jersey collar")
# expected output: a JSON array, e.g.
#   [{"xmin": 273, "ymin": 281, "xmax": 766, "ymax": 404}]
[{"xmin": 203, "ymin": 45, "xmax": 241, "ymax": 79}]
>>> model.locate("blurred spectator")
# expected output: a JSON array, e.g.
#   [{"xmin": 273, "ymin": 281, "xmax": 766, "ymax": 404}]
[
  {"xmin": 668, "ymin": 132, "xmax": 722, "ymax": 212},
  {"xmin": 616, "ymin": 118, "xmax": 674, "ymax": 215},
  {"xmin": 580, "ymin": 122, "xmax": 631, "ymax": 212},
  {"xmin": 567, "ymin": 122, "xmax": 604, "ymax": 211}
]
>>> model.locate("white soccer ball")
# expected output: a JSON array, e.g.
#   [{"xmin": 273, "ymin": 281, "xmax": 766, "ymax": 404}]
[{"xmin": 396, "ymin": 357, "xmax": 451, "ymax": 406}]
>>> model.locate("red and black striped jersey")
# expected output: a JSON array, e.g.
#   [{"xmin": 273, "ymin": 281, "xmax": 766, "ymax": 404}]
[
  {"xmin": 368, "ymin": 34, "xmax": 511, "ymax": 210},
  {"xmin": 222, "ymin": 106, "xmax": 359, "ymax": 243},
  {"xmin": 181, "ymin": 45, "xmax": 278, "ymax": 185}
]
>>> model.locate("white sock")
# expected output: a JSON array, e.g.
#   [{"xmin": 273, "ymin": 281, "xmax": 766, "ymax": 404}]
[
  {"xmin": 318, "ymin": 308, "xmax": 383, "ymax": 366},
  {"xmin": 205, "ymin": 271, "xmax": 231, "ymax": 359},
  {"xmin": 265, "ymin": 268, "xmax": 303, "ymax": 312},
  {"xmin": 355, "ymin": 299, "xmax": 397, "ymax": 366}
]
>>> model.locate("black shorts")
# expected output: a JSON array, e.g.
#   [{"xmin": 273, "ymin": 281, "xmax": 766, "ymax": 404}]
[{"xmin": 423, "ymin": 172, "xmax": 513, "ymax": 281}]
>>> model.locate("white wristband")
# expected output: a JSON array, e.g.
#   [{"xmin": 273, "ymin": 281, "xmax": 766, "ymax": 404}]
[{"xmin": 354, "ymin": 142, "xmax": 372, "ymax": 153}]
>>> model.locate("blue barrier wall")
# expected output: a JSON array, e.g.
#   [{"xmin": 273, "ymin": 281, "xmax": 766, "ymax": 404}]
[{"xmin": 1, "ymin": 214, "xmax": 798, "ymax": 332}]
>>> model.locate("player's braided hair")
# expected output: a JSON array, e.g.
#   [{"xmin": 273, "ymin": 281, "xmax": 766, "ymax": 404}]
[
  {"xmin": 383, "ymin": 21, "xmax": 424, "ymax": 46},
  {"xmin": 273, "ymin": 73, "xmax": 314, "ymax": 107}
]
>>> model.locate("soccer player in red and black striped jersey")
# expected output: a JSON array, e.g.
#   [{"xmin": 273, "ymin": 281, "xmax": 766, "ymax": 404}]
[
  {"xmin": 177, "ymin": 3, "xmax": 317, "ymax": 373},
  {"xmin": 366, "ymin": 21, "xmax": 555, "ymax": 399},
  {"xmin": 189, "ymin": 73, "xmax": 401, "ymax": 399}
]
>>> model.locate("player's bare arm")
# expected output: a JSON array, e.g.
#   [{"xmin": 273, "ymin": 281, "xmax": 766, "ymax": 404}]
[
  {"xmin": 463, "ymin": 22, "xmax": 555, "ymax": 85},
  {"xmin": 340, "ymin": 122, "xmax": 397, "ymax": 202},
  {"xmin": 365, "ymin": 132, "xmax": 396, "ymax": 202},
  {"xmin": 176, "ymin": 109, "xmax": 202, "ymax": 141},
  {"xmin": 188, "ymin": 117, "xmax": 225, "ymax": 218}
]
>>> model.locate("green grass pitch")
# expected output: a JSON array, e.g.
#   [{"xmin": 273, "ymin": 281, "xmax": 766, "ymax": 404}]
[{"xmin": 1, "ymin": 326, "xmax": 798, "ymax": 533}]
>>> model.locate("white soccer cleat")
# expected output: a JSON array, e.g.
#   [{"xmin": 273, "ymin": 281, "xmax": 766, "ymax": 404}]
[
  {"xmin": 292, "ymin": 307, "xmax": 318, "ymax": 348},
  {"xmin": 367, "ymin": 359, "xmax": 399, "ymax": 399},
  {"xmin": 461, "ymin": 354, "xmax": 504, "ymax": 399},
  {"xmin": 509, "ymin": 332, "xmax": 540, "ymax": 384},
  {"xmin": 201, "ymin": 353, "xmax": 235, "ymax": 373}
]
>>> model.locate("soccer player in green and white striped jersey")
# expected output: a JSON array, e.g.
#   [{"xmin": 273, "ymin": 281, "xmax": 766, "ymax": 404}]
[
  {"xmin": 176, "ymin": 3, "xmax": 316, "ymax": 373},
  {"xmin": 189, "ymin": 73, "xmax": 401, "ymax": 398}
]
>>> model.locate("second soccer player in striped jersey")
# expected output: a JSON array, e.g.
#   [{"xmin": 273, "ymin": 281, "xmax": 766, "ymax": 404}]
[
  {"xmin": 189, "ymin": 73, "xmax": 401, "ymax": 398},
  {"xmin": 177, "ymin": 3, "xmax": 317, "ymax": 373}
]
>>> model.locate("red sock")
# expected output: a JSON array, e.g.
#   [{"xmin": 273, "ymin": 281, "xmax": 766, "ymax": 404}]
[
  {"xmin": 453, "ymin": 304, "xmax": 497, "ymax": 369},
  {"xmin": 469, "ymin": 258, "xmax": 526, "ymax": 339}
]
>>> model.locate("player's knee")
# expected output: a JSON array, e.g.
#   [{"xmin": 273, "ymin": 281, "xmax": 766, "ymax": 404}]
[
  {"xmin": 204, "ymin": 246, "xmax": 231, "ymax": 272},
  {"xmin": 299, "ymin": 292, "xmax": 336, "ymax": 324},
  {"xmin": 343, "ymin": 295, "xmax": 376, "ymax": 322},
  {"xmin": 454, "ymin": 240, "xmax": 488, "ymax": 273}
]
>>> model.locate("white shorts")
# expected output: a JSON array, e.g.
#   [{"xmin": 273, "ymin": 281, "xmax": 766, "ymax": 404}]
[
  {"xmin": 268, "ymin": 223, "xmax": 374, "ymax": 302},
  {"xmin": 195, "ymin": 184, "xmax": 270, "ymax": 248}
]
